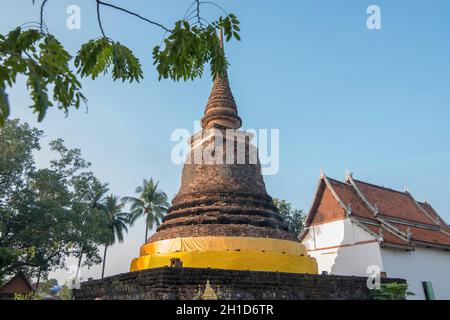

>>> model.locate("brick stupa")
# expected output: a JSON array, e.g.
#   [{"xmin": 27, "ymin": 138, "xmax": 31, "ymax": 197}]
[
  {"xmin": 150, "ymin": 74, "xmax": 296, "ymax": 243},
  {"xmin": 130, "ymin": 42, "xmax": 317, "ymax": 274}
]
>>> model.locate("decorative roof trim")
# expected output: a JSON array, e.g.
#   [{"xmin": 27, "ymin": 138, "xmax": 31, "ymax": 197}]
[
  {"xmin": 303, "ymin": 170, "xmax": 450, "ymax": 251},
  {"xmin": 346, "ymin": 173, "xmax": 378, "ymax": 216},
  {"xmin": 304, "ymin": 172, "xmax": 327, "ymax": 227},
  {"xmin": 352, "ymin": 216, "xmax": 412, "ymax": 245},
  {"xmin": 322, "ymin": 173, "xmax": 349, "ymax": 214},
  {"xmin": 377, "ymin": 214, "xmax": 440, "ymax": 230},
  {"xmin": 418, "ymin": 202, "xmax": 450, "ymax": 236},
  {"xmin": 410, "ymin": 240, "xmax": 450, "ymax": 251},
  {"xmin": 303, "ymin": 170, "xmax": 351, "ymax": 235},
  {"xmin": 350, "ymin": 217, "xmax": 382, "ymax": 240},
  {"xmin": 346, "ymin": 173, "xmax": 450, "ymax": 228},
  {"xmin": 351, "ymin": 216, "xmax": 380, "ymax": 225},
  {"xmin": 351, "ymin": 178, "xmax": 411, "ymax": 196},
  {"xmin": 377, "ymin": 218, "xmax": 412, "ymax": 243},
  {"xmin": 408, "ymin": 192, "xmax": 439, "ymax": 226},
  {"xmin": 421, "ymin": 201, "xmax": 449, "ymax": 225},
  {"xmin": 380, "ymin": 241, "xmax": 415, "ymax": 251},
  {"xmin": 349, "ymin": 173, "xmax": 446, "ymax": 234}
]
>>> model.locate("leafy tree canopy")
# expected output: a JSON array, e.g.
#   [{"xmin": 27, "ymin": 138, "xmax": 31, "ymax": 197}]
[
  {"xmin": 273, "ymin": 199, "xmax": 306, "ymax": 237},
  {"xmin": 0, "ymin": 0, "xmax": 241, "ymax": 125},
  {"xmin": 0, "ymin": 119, "xmax": 113, "ymax": 283}
]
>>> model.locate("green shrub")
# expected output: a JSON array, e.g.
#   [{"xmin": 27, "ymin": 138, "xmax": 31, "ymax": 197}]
[
  {"xmin": 14, "ymin": 292, "xmax": 42, "ymax": 300},
  {"xmin": 371, "ymin": 282, "xmax": 414, "ymax": 300}
]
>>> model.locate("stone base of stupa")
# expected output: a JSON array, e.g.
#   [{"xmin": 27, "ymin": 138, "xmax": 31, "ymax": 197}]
[{"xmin": 73, "ymin": 267, "xmax": 404, "ymax": 300}]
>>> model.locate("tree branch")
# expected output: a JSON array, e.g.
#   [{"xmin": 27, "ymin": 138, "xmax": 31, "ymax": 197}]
[
  {"xmin": 195, "ymin": 0, "xmax": 202, "ymax": 26},
  {"xmin": 200, "ymin": 1, "xmax": 228, "ymax": 15},
  {"xmin": 40, "ymin": 0, "xmax": 49, "ymax": 33},
  {"xmin": 96, "ymin": 0, "xmax": 171, "ymax": 33},
  {"xmin": 96, "ymin": 0, "xmax": 107, "ymax": 38}
]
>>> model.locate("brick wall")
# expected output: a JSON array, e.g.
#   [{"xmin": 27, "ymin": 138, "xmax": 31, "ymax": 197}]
[{"xmin": 73, "ymin": 268, "xmax": 404, "ymax": 300}]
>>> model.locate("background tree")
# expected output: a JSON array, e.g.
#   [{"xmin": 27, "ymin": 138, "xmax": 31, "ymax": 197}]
[
  {"xmin": 123, "ymin": 179, "xmax": 169, "ymax": 242},
  {"xmin": 0, "ymin": 1, "xmax": 241, "ymax": 125},
  {"xmin": 0, "ymin": 119, "xmax": 112, "ymax": 285},
  {"xmin": 18, "ymin": 167, "xmax": 75, "ymax": 285},
  {"xmin": 58, "ymin": 282, "xmax": 73, "ymax": 300},
  {"xmin": 101, "ymin": 194, "xmax": 129, "ymax": 279},
  {"xmin": 273, "ymin": 199, "xmax": 306, "ymax": 237},
  {"xmin": 36, "ymin": 278, "xmax": 57, "ymax": 296},
  {"xmin": 35, "ymin": 278, "xmax": 73, "ymax": 300},
  {"xmin": 70, "ymin": 175, "xmax": 110, "ymax": 282},
  {"xmin": 0, "ymin": 120, "xmax": 43, "ymax": 282}
]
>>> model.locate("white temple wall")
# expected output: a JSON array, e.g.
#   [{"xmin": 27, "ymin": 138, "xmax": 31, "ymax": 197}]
[
  {"xmin": 381, "ymin": 246, "xmax": 450, "ymax": 300},
  {"xmin": 302, "ymin": 218, "xmax": 383, "ymax": 277}
]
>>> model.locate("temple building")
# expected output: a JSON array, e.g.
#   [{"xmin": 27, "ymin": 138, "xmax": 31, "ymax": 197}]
[
  {"xmin": 300, "ymin": 171, "xmax": 450, "ymax": 299},
  {"xmin": 75, "ymin": 45, "xmax": 411, "ymax": 301},
  {"xmin": 130, "ymin": 61, "xmax": 317, "ymax": 275},
  {"xmin": 0, "ymin": 272, "xmax": 34, "ymax": 299}
]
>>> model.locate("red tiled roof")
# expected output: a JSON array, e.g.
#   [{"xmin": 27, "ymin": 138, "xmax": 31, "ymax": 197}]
[
  {"xmin": 305, "ymin": 173, "xmax": 450, "ymax": 250},
  {"xmin": 0, "ymin": 272, "xmax": 33, "ymax": 295},
  {"xmin": 389, "ymin": 222, "xmax": 450, "ymax": 247},
  {"xmin": 361, "ymin": 223, "xmax": 411, "ymax": 247},
  {"xmin": 327, "ymin": 178, "xmax": 377, "ymax": 222},
  {"xmin": 353, "ymin": 180, "xmax": 437, "ymax": 225},
  {"xmin": 308, "ymin": 180, "xmax": 346, "ymax": 226},
  {"xmin": 418, "ymin": 202, "xmax": 450, "ymax": 234}
]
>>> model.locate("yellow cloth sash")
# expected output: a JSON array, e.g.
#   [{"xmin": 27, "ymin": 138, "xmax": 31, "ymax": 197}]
[
  {"xmin": 131, "ymin": 236, "xmax": 318, "ymax": 275},
  {"xmin": 140, "ymin": 236, "xmax": 307, "ymax": 256}
]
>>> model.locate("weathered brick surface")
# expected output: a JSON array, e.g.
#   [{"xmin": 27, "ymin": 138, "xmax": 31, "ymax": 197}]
[
  {"xmin": 150, "ymin": 224, "xmax": 296, "ymax": 242},
  {"xmin": 149, "ymin": 72, "xmax": 295, "ymax": 243},
  {"xmin": 201, "ymin": 74, "xmax": 241, "ymax": 129},
  {"xmin": 150, "ymin": 135, "xmax": 295, "ymax": 242},
  {"xmin": 73, "ymin": 268, "xmax": 404, "ymax": 300}
]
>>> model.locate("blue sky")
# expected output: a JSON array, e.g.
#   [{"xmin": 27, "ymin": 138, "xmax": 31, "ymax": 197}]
[{"xmin": 2, "ymin": 0, "xmax": 450, "ymax": 281}]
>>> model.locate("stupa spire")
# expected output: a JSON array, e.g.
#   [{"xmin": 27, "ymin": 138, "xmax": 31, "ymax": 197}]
[
  {"xmin": 200, "ymin": 29, "xmax": 242, "ymax": 130},
  {"xmin": 129, "ymin": 31, "xmax": 318, "ymax": 276}
]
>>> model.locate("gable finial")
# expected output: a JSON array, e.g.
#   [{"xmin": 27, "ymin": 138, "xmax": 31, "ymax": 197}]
[
  {"xmin": 406, "ymin": 227, "xmax": 412, "ymax": 240},
  {"xmin": 379, "ymin": 226, "xmax": 384, "ymax": 239},
  {"xmin": 347, "ymin": 203, "xmax": 352, "ymax": 215},
  {"xmin": 379, "ymin": 227, "xmax": 384, "ymax": 238},
  {"xmin": 373, "ymin": 203, "xmax": 379, "ymax": 216},
  {"xmin": 320, "ymin": 167, "xmax": 325, "ymax": 178},
  {"xmin": 345, "ymin": 169, "xmax": 353, "ymax": 181}
]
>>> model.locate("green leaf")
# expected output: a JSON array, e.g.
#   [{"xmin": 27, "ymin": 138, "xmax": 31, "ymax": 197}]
[
  {"xmin": 26, "ymin": 60, "xmax": 53, "ymax": 122},
  {"xmin": 0, "ymin": 85, "xmax": 10, "ymax": 126},
  {"xmin": 75, "ymin": 38, "xmax": 143, "ymax": 83},
  {"xmin": 0, "ymin": 28, "xmax": 86, "ymax": 123},
  {"xmin": 153, "ymin": 16, "xmax": 239, "ymax": 81}
]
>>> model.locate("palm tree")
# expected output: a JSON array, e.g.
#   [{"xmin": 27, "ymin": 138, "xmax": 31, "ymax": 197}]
[
  {"xmin": 122, "ymin": 178, "xmax": 169, "ymax": 242},
  {"xmin": 75, "ymin": 177, "xmax": 109, "ymax": 282},
  {"xmin": 101, "ymin": 195, "xmax": 129, "ymax": 278}
]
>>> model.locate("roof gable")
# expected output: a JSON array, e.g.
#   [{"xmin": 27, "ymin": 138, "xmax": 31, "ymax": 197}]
[
  {"xmin": 0, "ymin": 272, "xmax": 33, "ymax": 295},
  {"xmin": 302, "ymin": 171, "xmax": 450, "ymax": 250},
  {"xmin": 419, "ymin": 202, "xmax": 450, "ymax": 234},
  {"xmin": 308, "ymin": 178, "xmax": 346, "ymax": 226},
  {"xmin": 327, "ymin": 178, "xmax": 377, "ymax": 222},
  {"xmin": 352, "ymin": 179, "xmax": 437, "ymax": 225}
]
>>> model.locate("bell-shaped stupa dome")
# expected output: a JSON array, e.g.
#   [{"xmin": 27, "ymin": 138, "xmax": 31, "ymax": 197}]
[{"xmin": 130, "ymin": 42, "xmax": 317, "ymax": 275}]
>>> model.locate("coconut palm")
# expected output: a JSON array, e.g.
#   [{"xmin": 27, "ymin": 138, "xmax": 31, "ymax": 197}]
[
  {"xmin": 101, "ymin": 194, "xmax": 129, "ymax": 278},
  {"xmin": 122, "ymin": 178, "xmax": 169, "ymax": 242},
  {"xmin": 74, "ymin": 177, "xmax": 109, "ymax": 282}
]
